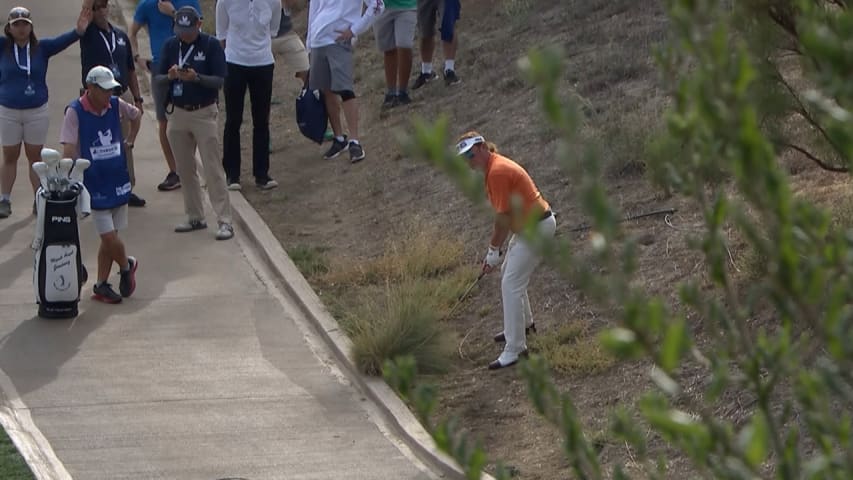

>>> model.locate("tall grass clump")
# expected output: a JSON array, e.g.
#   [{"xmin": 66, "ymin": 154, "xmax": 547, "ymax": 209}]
[
  {"xmin": 348, "ymin": 279, "xmax": 456, "ymax": 376},
  {"xmin": 329, "ymin": 219, "xmax": 476, "ymax": 375}
]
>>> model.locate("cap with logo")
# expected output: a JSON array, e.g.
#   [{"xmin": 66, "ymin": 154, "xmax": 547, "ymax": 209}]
[
  {"xmin": 174, "ymin": 6, "xmax": 201, "ymax": 34},
  {"xmin": 456, "ymin": 136, "xmax": 485, "ymax": 156},
  {"xmin": 7, "ymin": 6, "xmax": 31, "ymax": 25},
  {"xmin": 86, "ymin": 66, "xmax": 121, "ymax": 90}
]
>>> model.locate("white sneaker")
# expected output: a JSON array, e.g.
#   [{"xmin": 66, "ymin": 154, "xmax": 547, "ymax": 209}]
[
  {"xmin": 227, "ymin": 182, "xmax": 241, "ymax": 191},
  {"xmin": 216, "ymin": 222, "xmax": 234, "ymax": 240}
]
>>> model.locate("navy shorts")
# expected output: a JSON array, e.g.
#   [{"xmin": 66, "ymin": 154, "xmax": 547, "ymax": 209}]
[{"xmin": 418, "ymin": 0, "xmax": 461, "ymax": 42}]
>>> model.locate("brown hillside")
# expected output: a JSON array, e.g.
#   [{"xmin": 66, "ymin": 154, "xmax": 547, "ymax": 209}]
[{"xmin": 197, "ymin": 0, "xmax": 852, "ymax": 477}]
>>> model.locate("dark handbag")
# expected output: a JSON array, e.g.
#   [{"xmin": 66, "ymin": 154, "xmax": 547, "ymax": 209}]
[{"xmin": 295, "ymin": 88, "xmax": 327, "ymax": 145}]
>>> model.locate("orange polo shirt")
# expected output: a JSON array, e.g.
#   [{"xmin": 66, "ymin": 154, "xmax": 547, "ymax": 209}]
[{"xmin": 485, "ymin": 153, "xmax": 550, "ymax": 232}]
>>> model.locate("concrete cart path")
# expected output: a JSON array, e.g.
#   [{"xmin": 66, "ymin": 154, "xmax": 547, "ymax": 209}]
[{"xmin": 0, "ymin": 1, "xmax": 436, "ymax": 478}]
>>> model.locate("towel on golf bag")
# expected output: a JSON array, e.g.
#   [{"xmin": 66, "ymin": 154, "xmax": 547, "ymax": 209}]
[{"xmin": 296, "ymin": 88, "xmax": 327, "ymax": 145}]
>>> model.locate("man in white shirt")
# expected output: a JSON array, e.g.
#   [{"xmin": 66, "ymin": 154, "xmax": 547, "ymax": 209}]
[
  {"xmin": 307, "ymin": 0, "xmax": 384, "ymax": 164},
  {"xmin": 216, "ymin": 0, "xmax": 281, "ymax": 191}
]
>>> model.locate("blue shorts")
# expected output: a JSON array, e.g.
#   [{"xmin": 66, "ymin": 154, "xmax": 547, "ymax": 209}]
[{"xmin": 418, "ymin": 0, "xmax": 461, "ymax": 43}]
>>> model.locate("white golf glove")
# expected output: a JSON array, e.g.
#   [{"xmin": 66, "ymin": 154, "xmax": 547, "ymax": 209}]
[{"xmin": 483, "ymin": 245, "xmax": 502, "ymax": 269}]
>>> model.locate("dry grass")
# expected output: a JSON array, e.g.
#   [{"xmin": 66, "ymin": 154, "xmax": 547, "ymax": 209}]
[
  {"xmin": 346, "ymin": 278, "xmax": 457, "ymax": 375},
  {"xmin": 319, "ymin": 221, "xmax": 467, "ymax": 287},
  {"xmin": 287, "ymin": 245, "xmax": 330, "ymax": 279},
  {"xmin": 316, "ymin": 220, "xmax": 478, "ymax": 376},
  {"xmin": 529, "ymin": 321, "xmax": 616, "ymax": 375}
]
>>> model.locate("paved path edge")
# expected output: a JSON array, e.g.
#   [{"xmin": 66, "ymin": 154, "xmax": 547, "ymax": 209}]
[
  {"xmin": 229, "ymin": 192, "xmax": 478, "ymax": 480},
  {"xmin": 111, "ymin": 2, "xmax": 488, "ymax": 478}
]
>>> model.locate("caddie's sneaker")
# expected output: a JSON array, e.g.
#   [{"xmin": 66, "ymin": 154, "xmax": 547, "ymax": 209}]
[
  {"xmin": 348, "ymin": 142, "xmax": 366, "ymax": 164},
  {"xmin": 175, "ymin": 219, "xmax": 208, "ymax": 233},
  {"xmin": 215, "ymin": 222, "xmax": 234, "ymax": 241},
  {"xmin": 92, "ymin": 282, "xmax": 122, "ymax": 304},
  {"xmin": 444, "ymin": 69, "xmax": 461, "ymax": 86},
  {"xmin": 255, "ymin": 177, "xmax": 278, "ymax": 190},
  {"xmin": 226, "ymin": 178, "xmax": 242, "ymax": 191},
  {"xmin": 157, "ymin": 171, "xmax": 181, "ymax": 191},
  {"xmin": 128, "ymin": 192, "xmax": 146, "ymax": 207},
  {"xmin": 119, "ymin": 256, "xmax": 138, "ymax": 298},
  {"xmin": 0, "ymin": 199, "xmax": 10, "ymax": 218},
  {"xmin": 323, "ymin": 136, "xmax": 348, "ymax": 159},
  {"xmin": 412, "ymin": 71, "xmax": 438, "ymax": 90}
]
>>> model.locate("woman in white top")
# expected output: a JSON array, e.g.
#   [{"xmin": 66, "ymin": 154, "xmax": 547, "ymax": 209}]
[{"xmin": 216, "ymin": 0, "xmax": 281, "ymax": 191}]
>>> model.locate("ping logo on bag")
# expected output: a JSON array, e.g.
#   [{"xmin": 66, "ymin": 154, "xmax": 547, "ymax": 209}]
[{"xmin": 50, "ymin": 216, "xmax": 72, "ymax": 223}]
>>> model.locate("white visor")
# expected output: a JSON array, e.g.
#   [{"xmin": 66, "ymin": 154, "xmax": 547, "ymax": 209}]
[{"xmin": 456, "ymin": 136, "xmax": 484, "ymax": 156}]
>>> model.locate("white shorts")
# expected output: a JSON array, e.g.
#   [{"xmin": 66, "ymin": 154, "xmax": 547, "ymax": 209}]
[
  {"xmin": 0, "ymin": 103, "xmax": 50, "ymax": 146},
  {"xmin": 91, "ymin": 205, "xmax": 128, "ymax": 235}
]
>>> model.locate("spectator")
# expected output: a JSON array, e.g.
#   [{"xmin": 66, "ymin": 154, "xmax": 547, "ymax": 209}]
[
  {"xmin": 216, "ymin": 0, "xmax": 281, "ymax": 191},
  {"xmin": 0, "ymin": 6, "xmax": 91, "ymax": 219},
  {"xmin": 156, "ymin": 6, "xmax": 233, "ymax": 241},
  {"xmin": 412, "ymin": 0, "xmax": 460, "ymax": 89},
  {"xmin": 61, "ymin": 66, "xmax": 140, "ymax": 304},
  {"xmin": 80, "ymin": 0, "xmax": 146, "ymax": 207},
  {"xmin": 307, "ymin": 0, "xmax": 384, "ymax": 163},
  {"xmin": 455, "ymin": 131, "xmax": 556, "ymax": 370},
  {"xmin": 129, "ymin": 0, "xmax": 201, "ymax": 192},
  {"xmin": 374, "ymin": 0, "xmax": 416, "ymax": 109},
  {"xmin": 272, "ymin": 0, "xmax": 309, "ymax": 89}
]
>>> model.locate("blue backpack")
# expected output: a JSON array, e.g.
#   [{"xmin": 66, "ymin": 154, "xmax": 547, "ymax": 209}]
[{"xmin": 296, "ymin": 88, "xmax": 327, "ymax": 145}]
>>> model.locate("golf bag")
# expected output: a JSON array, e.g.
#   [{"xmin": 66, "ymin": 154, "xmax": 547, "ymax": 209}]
[{"xmin": 32, "ymin": 187, "xmax": 89, "ymax": 319}]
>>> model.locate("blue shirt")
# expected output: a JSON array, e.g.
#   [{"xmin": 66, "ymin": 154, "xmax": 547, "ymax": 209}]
[
  {"xmin": 133, "ymin": 0, "xmax": 201, "ymax": 65},
  {"xmin": 80, "ymin": 23, "xmax": 135, "ymax": 91},
  {"xmin": 0, "ymin": 31, "xmax": 80, "ymax": 110},
  {"xmin": 157, "ymin": 33, "xmax": 226, "ymax": 107},
  {"xmin": 71, "ymin": 97, "xmax": 130, "ymax": 210}
]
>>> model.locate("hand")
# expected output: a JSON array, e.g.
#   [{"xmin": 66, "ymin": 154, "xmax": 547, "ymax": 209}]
[
  {"xmin": 335, "ymin": 27, "xmax": 354, "ymax": 43},
  {"xmin": 177, "ymin": 67, "xmax": 198, "ymax": 82},
  {"xmin": 133, "ymin": 97, "xmax": 144, "ymax": 113},
  {"xmin": 482, "ymin": 245, "xmax": 502, "ymax": 274},
  {"xmin": 167, "ymin": 64, "xmax": 180, "ymax": 80},
  {"xmin": 76, "ymin": 6, "xmax": 93, "ymax": 35},
  {"xmin": 157, "ymin": 0, "xmax": 176, "ymax": 17},
  {"xmin": 124, "ymin": 140, "xmax": 135, "ymax": 149}
]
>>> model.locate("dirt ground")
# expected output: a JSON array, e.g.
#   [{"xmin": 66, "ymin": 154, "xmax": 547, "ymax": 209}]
[{"xmin": 194, "ymin": 0, "xmax": 852, "ymax": 478}]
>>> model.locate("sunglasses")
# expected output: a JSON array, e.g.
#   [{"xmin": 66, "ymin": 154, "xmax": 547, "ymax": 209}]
[
  {"xmin": 93, "ymin": 3, "xmax": 109, "ymax": 10},
  {"xmin": 8, "ymin": 7, "xmax": 31, "ymax": 22},
  {"xmin": 462, "ymin": 149, "xmax": 476, "ymax": 159}
]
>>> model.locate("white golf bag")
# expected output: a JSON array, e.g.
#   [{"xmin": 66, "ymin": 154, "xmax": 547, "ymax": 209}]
[{"xmin": 32, "ymin": 150, "xmax": 91, "ymax": 319}]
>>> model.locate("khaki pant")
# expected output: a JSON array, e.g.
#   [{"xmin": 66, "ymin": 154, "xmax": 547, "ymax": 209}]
[
  {"xmin": 119, "ymin": 90, "xmax": 136, "ymax": 186},
  {"xmin": 496, "ymin": 215, "xmax": 557, "ymax": 364},
  {"xmin": 166, "ymin": 104, "xmax": 231, "ymax": 225}
]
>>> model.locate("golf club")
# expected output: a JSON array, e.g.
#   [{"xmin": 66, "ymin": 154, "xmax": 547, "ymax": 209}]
[
  {"xmin": 42, "ymin": 148, "xmax": 61, "ymax": 187},
  {"xmin": 31, "ymin": 162, "xmax": 50, "ymax": 192},
  {"xmin": 69, "ymin": 158, "xmax": 90, "ymax": 183},
  {"xmin": 446, "ymin": 270, "xmax": 486, "ymax": 320},
  {"xmin": 58, "ymin": 158, "xmax": 74, "ymax": 192}
]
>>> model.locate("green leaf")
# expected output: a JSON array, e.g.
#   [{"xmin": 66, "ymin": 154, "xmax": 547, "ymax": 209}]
[
  {"xmin": 600, "ymin": 328, "xmax": 644, "ymax": 359},
  {"xmin": 659, "ymin": 318, "xmax": 689, "ymax": 373},
  {"xmin": 737, "ymin": 412, "xmax": 769, "ymax": 469}
]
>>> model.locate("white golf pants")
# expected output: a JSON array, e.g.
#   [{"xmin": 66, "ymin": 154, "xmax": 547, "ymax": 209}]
[{"xmin": 498, "ymin": 215, "xmax": 557, "ymax": 364}]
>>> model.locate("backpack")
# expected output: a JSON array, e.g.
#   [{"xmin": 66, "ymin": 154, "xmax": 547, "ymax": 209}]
[{"xmin": 295, "ymin": 88, "xmax": 327, "ymax": 145}]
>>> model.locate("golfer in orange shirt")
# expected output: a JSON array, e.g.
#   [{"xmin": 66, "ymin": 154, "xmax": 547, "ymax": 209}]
[{"xmin": 456, "ymin": 131, "xmax": 557, "ymax": 370}]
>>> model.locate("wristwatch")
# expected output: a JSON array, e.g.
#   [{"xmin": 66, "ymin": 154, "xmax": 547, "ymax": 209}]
[{"xmin": 134, "ymin": 96, "xmax": 144, "ymax": 103}]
